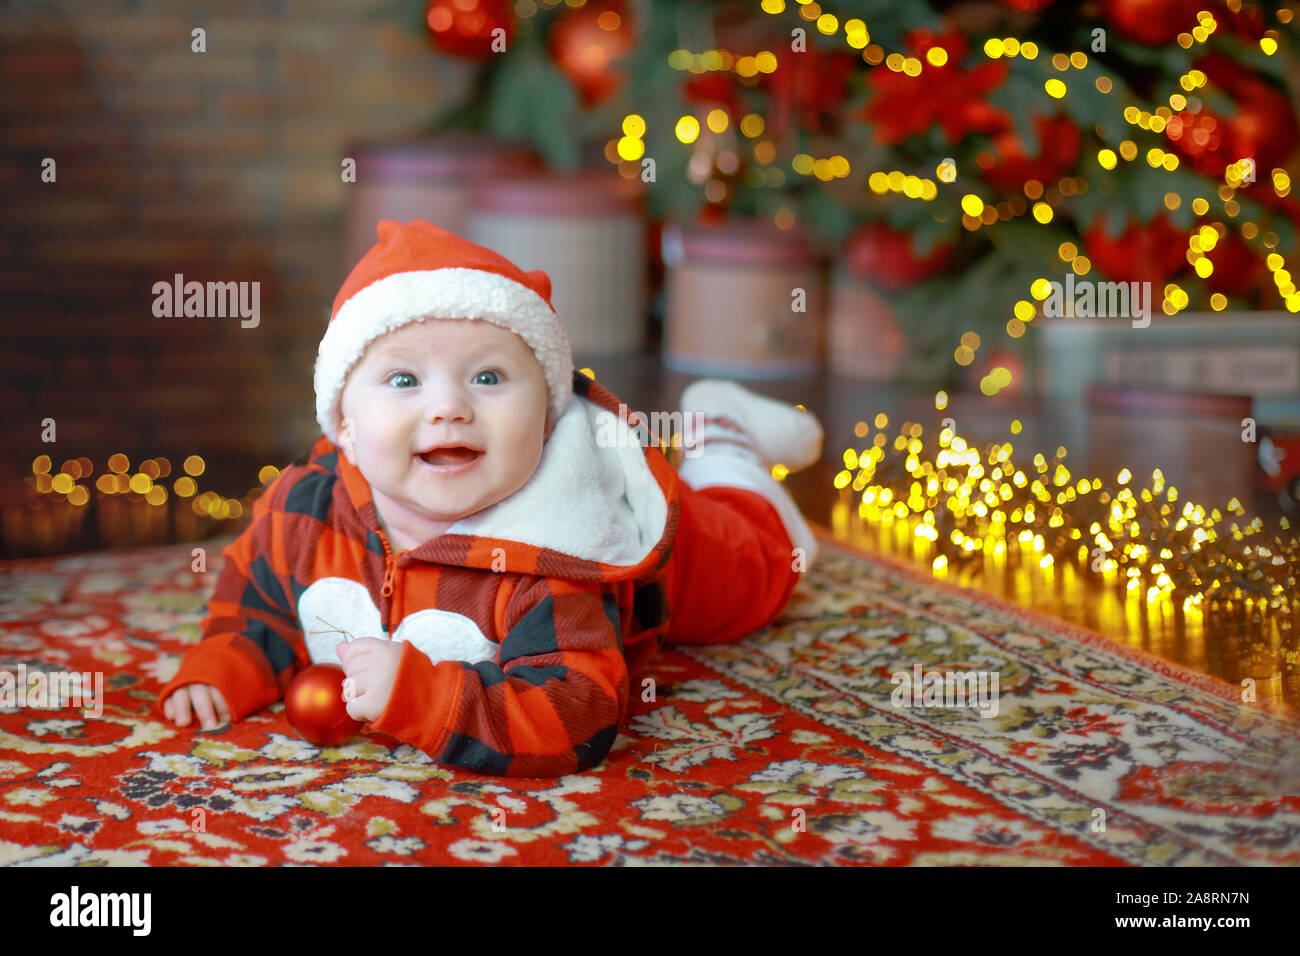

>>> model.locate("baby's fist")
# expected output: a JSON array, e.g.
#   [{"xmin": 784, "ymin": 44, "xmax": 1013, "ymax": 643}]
[
  {"xmin": 163, "ymin": 683, "xmax": 230, "ymax": 731},
  {"xmin": 336, "ymin": 638, "xmax": 403, "ymax": 723}
]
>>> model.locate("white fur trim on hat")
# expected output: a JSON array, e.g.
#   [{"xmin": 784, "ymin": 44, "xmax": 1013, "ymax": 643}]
[{"xmin": 314, "ymin": 267, "xmax": 574, "ymax": 444}]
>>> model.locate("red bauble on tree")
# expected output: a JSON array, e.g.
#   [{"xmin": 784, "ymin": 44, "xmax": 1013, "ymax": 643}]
[
  {"xmin": 284, "ymin": 663, "xmax": 366, "ymax": 747},
  {"xmin": 548, "ymin": 0, "xmax": 635, "ymax": 106},
  {"xmin": 1167, "ymin": 84, "xmax": 1298, "ymax": 180},
  {"xmin": 1224, "ymin": 80, "xmax": 1299, "ymax": 176},
  {"xmin": 1193, "ymin": 52, "xmax": 1299, "ymax": 175},
  {"xmin": 1164, "ymin": 108, "xmax": 1229, "ymax": 177},
  {"xmin": 1099, "ymin": 0, "xmax": 1204, "ymax": 46},
  {"xmin": 426, "ymin": 0, "xmax": 514, "ymax": 61},
  {"xmin": 1202, "ymin": 226, "xmax": 1267, "ymax": 299},
  {"xmin": 1221, "ymin": 3, "xmax": 1268, "ymax": 41},
  {"xmin": 979, "ymin": 114, "xmax": 1081, "ymax": 193},
  {"xmin": 1084, "ymin": 211, "xmax": 1188, "ymax": 289},
  {"xmin": 843, "ymin": 222, "xmax": 954, "ymax": 292}
]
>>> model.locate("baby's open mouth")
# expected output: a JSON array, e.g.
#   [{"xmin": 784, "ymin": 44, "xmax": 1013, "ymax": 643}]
[{"xmin": 418, "ymin": 447, "xmax": 483, "ymax": 467}]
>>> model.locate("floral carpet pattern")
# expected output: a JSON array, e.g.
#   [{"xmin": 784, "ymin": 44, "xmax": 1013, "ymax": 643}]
[{"xmin": 1, "ymin": 529, "xmax": 1297, "ymax": 866}]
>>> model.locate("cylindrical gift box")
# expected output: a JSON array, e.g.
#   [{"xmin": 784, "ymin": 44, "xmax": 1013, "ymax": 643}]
[
  {"xmin": 341, "ymin": 133, "xmax": 538, "ymax": 270},
  {"xmin": 467, "ymin": 170, "xmax": 647, "ymax": 356},
  {"xmin": 827, "ymin": 270, "xmax": 907, "ymax": 380},
  {"xmin": 662, "ymin": 219, "xmax": 825, "ymax": 377},
  {"xmin": 1086, "ymin": 386, "xmax": 1256, "ymax": 508},
  {"xmin": 828, "ymin": 222, "xmax": 955, "ymax": 380}
]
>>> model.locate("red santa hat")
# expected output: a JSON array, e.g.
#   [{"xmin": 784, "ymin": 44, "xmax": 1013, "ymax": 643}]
[{"xmin": 315, "ymin": 219, "xmax": 573, "ymax": 444}]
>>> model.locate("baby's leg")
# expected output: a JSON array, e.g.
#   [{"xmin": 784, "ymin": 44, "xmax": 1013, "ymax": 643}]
[
  {"xmin": 663, "ymin": 379, "xmax": 823, "ymax": 646},
  {"xmin": 664, "ymin": 480, "xmax": 801, "ymax": 645}
]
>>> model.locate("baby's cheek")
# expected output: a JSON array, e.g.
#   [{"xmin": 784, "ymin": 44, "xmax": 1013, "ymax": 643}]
[{"xmin": 356, "ymin": 423, "xmax": 399, "ymax": 459}]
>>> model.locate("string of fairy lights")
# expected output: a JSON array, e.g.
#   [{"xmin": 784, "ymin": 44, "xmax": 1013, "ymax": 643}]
[
  {"xmin": 827, "ymin": 399, "xmax": 1299, "ymax": 688},
  {"xmin": 6, "ymin": 453, "xmax": 281, "ymax": 556},
  {"xmin": 27, "ymin": 453, "xmax": 281, "ymax": 520}
]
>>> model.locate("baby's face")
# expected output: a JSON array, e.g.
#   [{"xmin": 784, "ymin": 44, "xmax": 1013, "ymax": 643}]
[{"xmin": 338, "ymin": 318, "xmax": 549, "ymax": 545}]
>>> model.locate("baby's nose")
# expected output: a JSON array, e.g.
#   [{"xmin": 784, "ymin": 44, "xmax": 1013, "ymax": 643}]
[{"xmin": 423, "ymin": 386, "xmax": 473, "ymax": 421}]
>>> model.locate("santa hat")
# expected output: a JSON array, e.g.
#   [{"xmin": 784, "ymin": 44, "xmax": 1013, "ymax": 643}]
[{"xmin": 315, "ymin": 219, "xmax": 573, "ymax": 445}]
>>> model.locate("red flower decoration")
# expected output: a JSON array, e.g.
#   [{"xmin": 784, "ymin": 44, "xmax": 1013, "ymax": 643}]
[
  {"xmin": 980, "ymin": 113, "xmax": 1081, "ymax": 193},
  {"xmin": 1084, "ymin": 211, "xmax": 1188, "ymax": 289},
  {"xmin": 863, "ymin": 29, "xmax": 1010, "ymax": 145}
]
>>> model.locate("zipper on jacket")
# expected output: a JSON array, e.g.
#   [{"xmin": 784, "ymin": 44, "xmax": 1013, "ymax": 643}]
[
  {"xmin": 381, "ymin": 549, "xmax": 413, "ymax": 636},
  {"xmin": 376, "ymin": 530, "xmax": 411, "ymax": 600},
  {"xmin": 381, "ymin": 555, "xmax": 397, "ymax": 597}
]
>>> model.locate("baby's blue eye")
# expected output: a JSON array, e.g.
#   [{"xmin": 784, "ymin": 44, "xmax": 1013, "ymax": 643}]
[
  {"xmin": 387, "ymin": 372, "xmax": 417, "ymax": 388},
  {"xmin": 473, "ymin": 370, "xmax": 501, "ymax": 385}
]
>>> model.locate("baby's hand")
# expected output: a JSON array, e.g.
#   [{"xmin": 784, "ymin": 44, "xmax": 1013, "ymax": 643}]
[
  {"xmin": 163, "ymin": 683, "xmax": 231, "ymax": 730},
  {"xmin": 337, "ymin": 638, "xmax": 403, "ymax": 723}
]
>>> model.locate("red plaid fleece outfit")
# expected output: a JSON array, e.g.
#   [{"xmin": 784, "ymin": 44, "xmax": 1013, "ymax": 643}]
[{"xmin": 155, "ymin": 370, "xmax": 811, "ymax": 777}]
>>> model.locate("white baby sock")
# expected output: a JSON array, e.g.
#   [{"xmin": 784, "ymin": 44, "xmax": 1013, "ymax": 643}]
[
  {"xmin": 676, "ymin": 379, "xmax": 822, "ymax": 567},
  {"xmin": 680, "ymin": 379, "xmax": 823, "ymax": 472}
]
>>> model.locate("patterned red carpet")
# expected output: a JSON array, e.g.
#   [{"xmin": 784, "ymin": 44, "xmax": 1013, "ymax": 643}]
[{"xmin": 1, "ymin": 528, "xmax": 1297, "ymax": 866}]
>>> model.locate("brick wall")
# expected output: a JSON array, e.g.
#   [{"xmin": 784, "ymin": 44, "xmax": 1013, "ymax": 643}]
[{"xmin": 0, "ymin": 0, "xmax": 471, "ymax": 496}]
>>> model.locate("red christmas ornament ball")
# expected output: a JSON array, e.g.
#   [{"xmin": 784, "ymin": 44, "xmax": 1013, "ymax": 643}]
[
  {"xmin": 1202, "ymin": 227, "xmax": 1266, "ymax": 299},
  {"xmin": 843, "ymin": 222, "xmax": 954, "ymax": 292},
  {"xmin": 1084, "ymin": 211, "xmax": 1188, "ymax": 289},
  {"xmin": 1190, "ymin": 52, "xmax": 1299, "ymax": 173},
  {"xmin": 1223, "ymin": 3, "xmax": 1268, "ymax": 41},
  {"xmin": 285, "ymin": 663, "xmax": 366, "ymax": 747},
  {"xmin": 426, "ymin": 0, "xmax": 514, "ymax": 61},
  {"xmin": 1099, "ymin": 0, "xmax": 1204, "ymax": 46},
  {"xmin": 1225, "ymin": 80, "xmax": 1299, "ymax": 175},
  {"xmin": 1164, "ymin": 108, "xmax": 1229, "ymax": 177},
  {"xmin": 549, "ymin": 1, "xmax": 635, "ymax": 106}
]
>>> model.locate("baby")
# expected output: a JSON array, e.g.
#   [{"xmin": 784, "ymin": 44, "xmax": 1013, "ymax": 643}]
[{"xmin": 158, "ymin": 219, "xmax": 824, "ymax": 777}]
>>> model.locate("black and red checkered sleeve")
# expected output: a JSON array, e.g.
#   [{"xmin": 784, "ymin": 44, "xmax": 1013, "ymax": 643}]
[
  {"xmin": 154, "ymin": 473, "xmax": 307, "ymax": 721},
  {"xmin": 367, "ymin": 575, "xmax": 628, "ymax": 777}
]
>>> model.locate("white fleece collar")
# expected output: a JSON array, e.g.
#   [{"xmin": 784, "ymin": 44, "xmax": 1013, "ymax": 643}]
[{"xmin": 440, "ymin": 393, "xmax": 669, "ymax": 568}]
